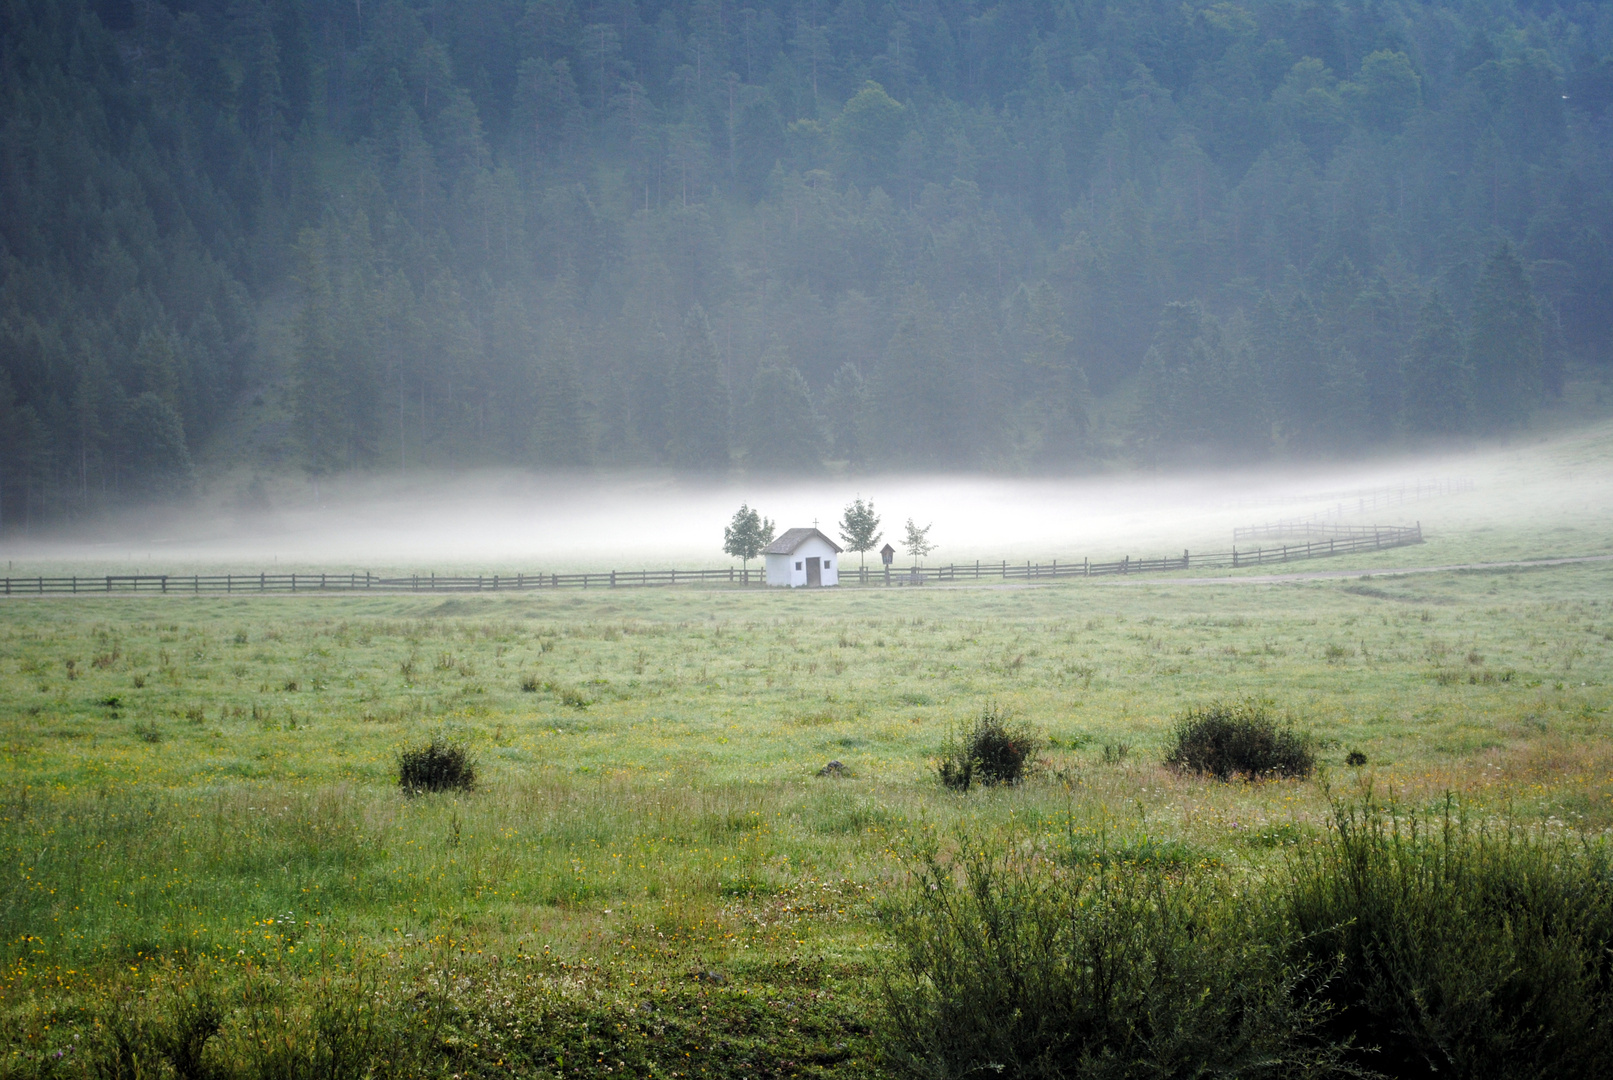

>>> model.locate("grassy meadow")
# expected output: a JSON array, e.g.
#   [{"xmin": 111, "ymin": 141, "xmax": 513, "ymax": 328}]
[{"xmin": 3, "ymin": 549, "xmax": 1613, "ymax": 1076}]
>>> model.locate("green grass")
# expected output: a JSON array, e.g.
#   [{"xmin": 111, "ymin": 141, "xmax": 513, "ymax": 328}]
[{"xmin": 2, "ymin": 560, "xmax": 1613, "ymax": 1076}]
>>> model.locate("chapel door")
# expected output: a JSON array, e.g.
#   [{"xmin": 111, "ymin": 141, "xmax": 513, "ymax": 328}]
[{"xmin": 805, "ymin": 557, "xmax": 821, "ymax": 586}]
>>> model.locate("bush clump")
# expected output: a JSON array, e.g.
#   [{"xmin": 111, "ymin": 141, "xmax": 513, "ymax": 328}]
[
  {"xmin": 1164, "ymin": 701, "xmax": 1313, "ymax": 780},
  {"xmin": 937, "ymin": 706, "xmax": 1040, "ymax": 791},
  {"xmin": 398, "ymin": 736, "xmax": 476, "ymax": 794}
]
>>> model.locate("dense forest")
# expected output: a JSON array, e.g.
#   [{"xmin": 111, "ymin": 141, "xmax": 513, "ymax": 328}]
[{"xmin": 1, "ymin": 0, "xmax": 1611, "ymax": 524}]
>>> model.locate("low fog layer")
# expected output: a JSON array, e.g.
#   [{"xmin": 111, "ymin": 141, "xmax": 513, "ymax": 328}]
[{"xmin": 5, "ymin": 425, "xmax": 1613, "ymax": 577}]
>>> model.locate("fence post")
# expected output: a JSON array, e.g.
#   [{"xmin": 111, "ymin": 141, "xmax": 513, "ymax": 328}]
[
  {"xmin": 1232, "ymin": 548, "xmax": 1238, "ymax": 568},
  {"xmin": 261, "ymin": 572, "xmax": 266, "ymax": 592},
  {"xmin": 1085, "ymin": 557, "xmax": 1089, "ymax": 577},
  {"xmin": 610, "ymin": 570, "xmax": 616, "ymax": 588}
]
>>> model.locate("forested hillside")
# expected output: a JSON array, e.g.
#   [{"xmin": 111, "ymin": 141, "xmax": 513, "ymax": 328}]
[{"xmin": 2, "ymin": 0, "xmax": 1611, "ymax": 524}]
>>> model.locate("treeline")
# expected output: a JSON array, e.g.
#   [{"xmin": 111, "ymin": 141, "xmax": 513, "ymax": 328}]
[{"xmin": 2, "ymin": 0, "xmax": 1611, "ymax": 524}]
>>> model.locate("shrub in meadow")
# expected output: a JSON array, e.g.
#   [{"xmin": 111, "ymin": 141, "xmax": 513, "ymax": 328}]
[
  {"xmin": 937, "ymin": 705, "xmax": 1041, "ymax": 791},
  {"xmin": 1164, "ymin": 702, "xmax": 1313, "ymax": 780},
  {"xmin": 397, "ymin": 737, "xmax": 476, "ymax": 794}
]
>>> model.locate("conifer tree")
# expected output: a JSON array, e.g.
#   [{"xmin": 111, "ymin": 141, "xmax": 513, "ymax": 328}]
[
  {"xmin": 1401, "ymin": 295, "xmax": 1471, "ymax": 435},
  {"xmin": 532, "ymin": 333, "xmax": 589, "ymax": 467},
  {"xmin": 667, "ymin": 305, "xmax": 731, "ymax": 471},
  {"xmin": 1468, "ymin": 244, "xmax": 1541, "ymax": 427},
  {"xmin": 870, "ymin": 287, "xmax": 956, "ymax": 468},
  {"xmin": 744, "ymin": 346, "xmax": 823, "ymax": 471},
  {"xmin": 821, "ymin": 364, "xmax": 868, "ymax": 466}
]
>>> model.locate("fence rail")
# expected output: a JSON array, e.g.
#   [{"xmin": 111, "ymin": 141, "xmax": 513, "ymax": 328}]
[
  {"xmin": 1233, "ymin": 521, "xmax": 1419, "ymax": 542},
  {"xmin": 0, "ymin": 524, "xmax": 1423, "ymax": 598}
]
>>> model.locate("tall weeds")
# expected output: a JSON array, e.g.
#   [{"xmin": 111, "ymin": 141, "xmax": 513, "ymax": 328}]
[
  {"xmin": 883, "ymin": 799, "xmax": 1613, "ymax": 1080},
  {"xmin": 882, "ymin": 835, "xmax": 1346, "ymax": 1079},
  {"xmin": 1284, "ymin": 795, "xmax": 1613, "ymax": 1079}
]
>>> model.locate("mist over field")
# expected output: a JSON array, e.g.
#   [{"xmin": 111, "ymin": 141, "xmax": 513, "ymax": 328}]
[{"xmin": 5, "ymin": 421, "xmax": 1613, "ymax": 573}]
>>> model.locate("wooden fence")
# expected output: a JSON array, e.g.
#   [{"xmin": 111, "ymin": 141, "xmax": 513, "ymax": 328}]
[
  {"xmin": 1233, "ymin": 520, "xmax": 1421, "ymax": 542},
  {"xmin": 0, "ymin": 524, "xmax": 1423, "ymax": 597}
]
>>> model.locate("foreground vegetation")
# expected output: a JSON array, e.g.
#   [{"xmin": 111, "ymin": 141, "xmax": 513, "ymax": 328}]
[{"xmin": 3, "ymin": 559, "xmax": 1612, "ymax": 1077}]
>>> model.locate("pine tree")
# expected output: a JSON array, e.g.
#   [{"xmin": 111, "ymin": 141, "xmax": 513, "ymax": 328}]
[
  {"xmin": 533, "ymin": 335, "xmax": 589, "ymax": 467},
  {"xmin": 1134, "ymin": 301, "xmax": 1203, "ymax": 454},
  {"xmin": 1401, "ymin": 294, "xmax": 1471, "ymax": 435},
  {"xmin": 1468, "ymin": 243, "xmax": 1541, "ymax": 427},
  {"xmin": 744, "ymin": 346, "xmax": 823, "ymax": 472},
  {"xmin": 1135, "ymin": 303, "xmax": 1267, "ymax": 459},
  {"xmin": 821, "ymin": 363, "xmax": 868, "ymax": 466},
  {"xmin": 118, "ymin": 393, "xmax": 195, "ymax": 497},
  {"xmin": 870, "ymin": 287, "xmax": 957, "ymax": 468},
  {"xmin": 1016, "ymin": 281, "xmax": 1090, "ymax": 464},
  {"xmin": 1273, "ymin": 294, "xmax": 1331, "ymax": 450},
  {"xmin": 667, "ymin": 305, "xmax": 731, "ymax": 471}
]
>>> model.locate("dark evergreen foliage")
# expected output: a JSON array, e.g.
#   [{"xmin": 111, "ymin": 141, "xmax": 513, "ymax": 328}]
[{"xmin": 3, "ymin": 0, "xmax": 1610, "ymax": 524}]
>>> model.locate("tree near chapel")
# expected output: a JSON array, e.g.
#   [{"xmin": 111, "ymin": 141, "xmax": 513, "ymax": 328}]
[
  {"xmin": 838, "ymin": 497, "xmax": 882, "ymax": 568},
  {"xmin": 902, "ymin": 518, "xmax": 935, "ymax": 566},
  {"xmin": 723, "ymin": 504, "xmax": 775, "ymax": 572}
]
